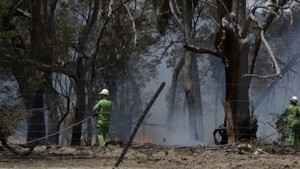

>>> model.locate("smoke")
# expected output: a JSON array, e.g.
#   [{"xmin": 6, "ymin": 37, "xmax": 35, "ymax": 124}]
[
  {"xmin": 133, "ymin": 13, "xmax": 300, "ymax": 146},
  {"xmin": 251, "ymin": 14, "xmax": 300, "ymax": 142},
  {"xmin": 134, "ymin": 26, "xmax": 224, "ymax": 145}
]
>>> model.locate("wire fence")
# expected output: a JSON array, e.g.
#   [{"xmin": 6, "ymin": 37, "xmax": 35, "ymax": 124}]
[
  {"xmin": 1, "ymin": 104, "xmax": 293, "ymax": 145},
  {"xmin": 1, "ymin": 76, "xmax": 299, "ymax": 148},
  {"xmin": 7, "ymin": 116, "xmax": 286, "ymax": 145}
]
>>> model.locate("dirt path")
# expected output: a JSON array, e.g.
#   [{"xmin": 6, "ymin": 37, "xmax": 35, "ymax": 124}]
[{"xmin": 1, "ymin": 145, "xmax": 300, "ymax": 169}]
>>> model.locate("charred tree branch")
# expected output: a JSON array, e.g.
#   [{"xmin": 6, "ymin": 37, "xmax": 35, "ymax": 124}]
[
  {"xmin": 1, "ymin": 55, "xmax": 77, "ymax": 79},
  {"xmin": 244, "ymin": 30, "xmax": 281, "ymax": 79},
  {"xmin": 56, "ymin": 111, "xmax": 71, "ymax": 133},
  {"xmin": 184, "ymin": 44, "xmax": 224, "ymax": 59},
  {"xmin": 108, "ymin": 0, "xmax": 114, "ymax": 17},
  {"xmin": 249, "ymin": 31, "xmax": 262, "ymax": 75},
  {"xmin": 124, "ymin": 4, "xmax": 137, "ymax": 46},
  {"xmin": 16, "ymin": 8, "xmax": 32, "ymax": 18},
  {"xmin": 169, "ymin": 0, "xmax": 185, "ymax": 32}
]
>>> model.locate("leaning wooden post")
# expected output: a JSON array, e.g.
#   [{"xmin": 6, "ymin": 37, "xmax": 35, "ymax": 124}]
[{"xmin": 114, "ymin": 82, "xmax": 166, "ymax": 168}]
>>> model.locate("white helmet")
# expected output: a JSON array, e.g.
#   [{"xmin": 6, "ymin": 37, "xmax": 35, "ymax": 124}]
[
  {"xmin": 99, "ymin": 89, "xmax": 109, "ymax": 96},
  {"xmin": 290, "ymin": 96, "xmax": 298, "ymax": 102}
]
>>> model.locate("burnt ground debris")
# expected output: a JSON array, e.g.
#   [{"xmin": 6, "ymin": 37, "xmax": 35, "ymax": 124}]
[{"xmin": 1, "ymin": 144, "xmax": 300, "ymax": 169}]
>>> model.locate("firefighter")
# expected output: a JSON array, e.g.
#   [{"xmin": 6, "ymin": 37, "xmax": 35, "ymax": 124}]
[
  {"xmin": 93, "ymin": 89, "xmax": 112, "ymax": 145},
  {"xmin": 284, "ymin": 96, "xmax": 300, "ymax": 146}
]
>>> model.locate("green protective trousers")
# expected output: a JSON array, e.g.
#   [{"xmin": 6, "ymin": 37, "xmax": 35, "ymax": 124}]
[
  {"xmin": 287, "ymin": 127, "xmax": 300, "ymax": 146},
  {"xmin": 94, "ymin": 98, "xmax": 112, "ymax": 143},
  {"xmin": 284, "ymin": 104, "xmax": 300, "ymax": 146},
  {"xmin": 97, "ymin": 115, "xmax": 110, "ymax": 142}
]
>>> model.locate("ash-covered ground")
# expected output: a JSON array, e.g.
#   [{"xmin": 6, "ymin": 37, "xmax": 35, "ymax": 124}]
[{"xmin": 1, "ymin": 144, "xmax": 300, "ymax": 169}]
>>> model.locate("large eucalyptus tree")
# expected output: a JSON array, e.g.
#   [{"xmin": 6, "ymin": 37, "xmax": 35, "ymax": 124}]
[{"xmin": 155, "ymin": 0, "xmax": 299, "ymax": 143}]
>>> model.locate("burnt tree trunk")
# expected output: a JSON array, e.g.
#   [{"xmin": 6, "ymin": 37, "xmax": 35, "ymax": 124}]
[
  {"xmin": 223, "ymin": 31, "xmax": 251, "ymax": 143},
  {"xmin": 86, "ymin": 72, "xmax": 97, "ymax": 146},
  {"xmin": 45, "ymin": 90, "xmax": 62, "ymax": 144},
  {"xmin": 182, "ymin": 0, "xmax": 203, "ymax": 140},
  {"xmin": 218, "ymin": 0, "xmax": 252, "ymax": 143},
  {"xmin": 71, "ymin": 0, "xmax": 100, "ymax": 145},
  {"xmin": 70, "ymin": 88, "xmax": 84, "ymax": 145},
  {"xmin": 71, "ymin": 58, "xmax": 87, "ymax": 145},
  {"xmin": 167, "ymin": 0, "xmax": 203, "ymax": 140},
  {"xmin": 184, "ymin": 55, "xmax": 203, "ymax": 140}
]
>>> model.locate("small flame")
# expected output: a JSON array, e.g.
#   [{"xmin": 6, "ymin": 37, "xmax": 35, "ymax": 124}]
[{"xmin": 134, "ymin": 130, "xmax": 153, "ymax": 144}]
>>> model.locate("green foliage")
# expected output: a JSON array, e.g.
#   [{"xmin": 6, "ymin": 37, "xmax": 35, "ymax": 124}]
[
  {"xmin": 56, "ymin": 10, "xmax": 76, "ymax": 56},
  {"xmin": 0, "ymin": 0, "xmax": 9, "ymax": 32},
  {"xmin": 0, "ymin": 0, "xmax": 8, "ymax": 16},
  {"xmin": 0, "ymin": 30, "xmax": 16, "ymax": 39}
]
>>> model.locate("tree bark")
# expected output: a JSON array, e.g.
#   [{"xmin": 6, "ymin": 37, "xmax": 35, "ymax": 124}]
[
  {"xmin": 71, "ymin": 58, "xmax": 87, "ymax": 145},
  {"xmin": 45, "ymin": 90, "xmax": 62, "ymax": 144},
  {"xmin": 25, "ymin": 0, "xmax": 52, "ymax": 144},
  {"xmin": 182, "ymin": 0, "xmax": 203, "ymax": 140},
  {"xmin": 71, "ymin": 0, "xmax": 100, "ymax": 145},
  {"xmin": 167, "ymin": 0, "xmax": 203, "ymax": 140},
  {"xmin": 216, "ymin": 0, "xmax": 252, "ymax": 143},
  {"xmin": 223, "ymin": 32, "xmax": 251, "ymax": 143},
  {"xmin": 184, "ymin": 55, "xmax": 203, "ymax": 140},
  {"xmin": 157, "ymin": 0, "xmax": 170, "ymax": 34}
]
